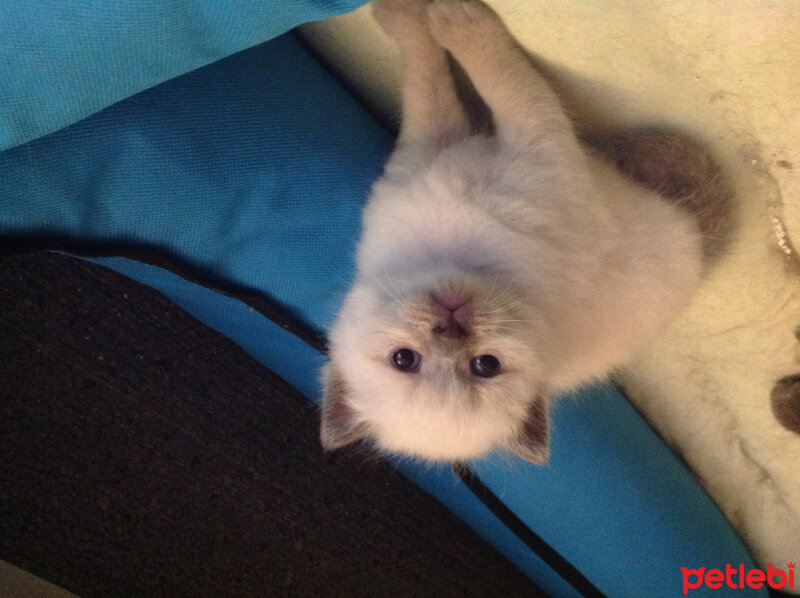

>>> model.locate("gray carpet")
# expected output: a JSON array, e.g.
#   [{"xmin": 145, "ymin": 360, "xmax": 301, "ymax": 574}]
[{"xmin": 0, "ymin": 251, "xmax": 544, "ymax": 598}]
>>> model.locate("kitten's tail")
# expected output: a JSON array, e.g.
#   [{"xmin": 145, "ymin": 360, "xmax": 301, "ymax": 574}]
[{"xmin": 587, "ymin": 128, "xmax": 736, "ymax": 262}]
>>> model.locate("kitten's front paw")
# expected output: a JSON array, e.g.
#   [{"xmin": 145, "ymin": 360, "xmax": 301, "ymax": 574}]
[
  {"xmin": 427, "ymin": 0, "xmax": 504, "ymax": 48},
  {"xmin": 373, "ymin": 0, "xmax": 431, "ymax": 42}
]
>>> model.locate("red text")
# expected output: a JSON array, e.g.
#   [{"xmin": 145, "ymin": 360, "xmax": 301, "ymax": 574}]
[{"xmin": 681, "ymin": 562, "xmax": 795, "ymax": 594}]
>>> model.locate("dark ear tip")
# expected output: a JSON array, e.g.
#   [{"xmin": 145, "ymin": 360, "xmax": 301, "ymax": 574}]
[
  {"xmin": 319, "ymin": 422, "xmax": 355, "ymax": 452},
  {"xmin": 319, "ymin": 364, "xmax": 369, "ymax": 450},
  {"xmin": 319, "ymin": 428, "xmax": 339, "ymax": 452},
  {"xmin": 508, "ymin": 393, "xmax": 551, "ymax": 465},
  {"xmin": 513, "ymin": 444, "xmax": 549, "ymax": 465}
]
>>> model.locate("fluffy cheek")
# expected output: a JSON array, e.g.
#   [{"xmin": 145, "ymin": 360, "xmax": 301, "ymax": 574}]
[{"xmin": 357, "ymin": 366, "xmax": 539, "ymax": 462}]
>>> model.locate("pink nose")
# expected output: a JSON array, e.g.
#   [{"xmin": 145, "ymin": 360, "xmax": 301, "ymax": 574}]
[{"xmin": 432, "ymin": 292, "xmax": 468, "ymax": 312}]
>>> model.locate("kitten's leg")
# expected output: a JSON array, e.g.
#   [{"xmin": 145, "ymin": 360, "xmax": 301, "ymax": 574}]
[
  {"xmin": 427, "ymin": 1, "xmax": 576, "ymax": 153},
  {"xmin": 373, "ymin": 0, "xmax": 471, "ymax": 166}
]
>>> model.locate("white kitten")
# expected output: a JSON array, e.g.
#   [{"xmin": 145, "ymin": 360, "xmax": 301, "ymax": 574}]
[{"xmin": 320, "ymin": 0, "xmax": 731, "ymax": 463}]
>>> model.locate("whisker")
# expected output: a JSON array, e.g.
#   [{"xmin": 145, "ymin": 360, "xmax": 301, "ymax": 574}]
[
  {"xmin": 385, "ymin": 274, "xmax": 406, "ymax": 303},
  {"xmin": 486, "ymin": 283, "xmax": 521, "ymax": 310},
  {"xmin": 484, "ymin": 296, "xmax": 527, "ymax": 314},
  {"xmin": 371, "ymin": 274, "xmax": 403, "ymax": 304}
]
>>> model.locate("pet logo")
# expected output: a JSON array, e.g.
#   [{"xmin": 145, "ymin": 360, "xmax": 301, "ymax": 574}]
[{"xmin": 681, "ymin": 562, "xmax": 795, "ymax": 594}]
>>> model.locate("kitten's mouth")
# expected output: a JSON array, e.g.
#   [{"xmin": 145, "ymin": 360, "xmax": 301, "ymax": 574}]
[
  {"xmin": 431, "ymin": 317, "xmax": 469, "ymax": 339},
  {"xmin": 431, "ymin": 292, "xmax": 472, "ymax": 339}
]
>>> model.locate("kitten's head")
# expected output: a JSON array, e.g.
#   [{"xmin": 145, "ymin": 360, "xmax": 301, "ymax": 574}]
[{"xmin": 321, "ymin": 268, "xmax": 551, "ymax": 464}]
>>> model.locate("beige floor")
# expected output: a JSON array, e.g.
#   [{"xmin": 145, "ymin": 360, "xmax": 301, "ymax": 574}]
[
  {"xmin": 0, "ymin": 561, "xmax": 79, "ymax": 598},
  {"xmin": 298, "ymin": 0, "xmax": 800, "ymax": 579}
]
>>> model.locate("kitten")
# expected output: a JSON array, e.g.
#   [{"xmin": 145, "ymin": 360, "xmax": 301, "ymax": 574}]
[{"xmin": 320, "ymin": 0, "xmax": 731, "ymax": 464}]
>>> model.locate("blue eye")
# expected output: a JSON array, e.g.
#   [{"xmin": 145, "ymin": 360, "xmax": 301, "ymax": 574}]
[
  {"xmin": 391, "ymin": 348, "xmax": 421, "ymax": 373},
  {"xmin": 470, "ymin": 354, "xmax": 501, "ymax": 378}
]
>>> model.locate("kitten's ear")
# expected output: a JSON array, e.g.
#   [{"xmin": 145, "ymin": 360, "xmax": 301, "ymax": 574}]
[
  {"xmin": 508, "ymin": 394, "xmax": 550, "ymax": 465},
  {"xmin": 320, "ymin": 364, "xmax": 368, "ymax": 451}
]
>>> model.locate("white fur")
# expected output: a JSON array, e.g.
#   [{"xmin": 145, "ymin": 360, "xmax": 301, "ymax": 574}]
[{"xmin": 322, "ymin": 0, "xmax": 704, "ymax": 463}]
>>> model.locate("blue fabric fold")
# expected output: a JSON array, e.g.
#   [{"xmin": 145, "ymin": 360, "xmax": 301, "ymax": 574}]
[
  {"xmin": 0, "ymin": 0, "xmax": 366, "ymax": 150},
  {"xmin": 0, "ymin": 28, "xmax": 765, "ymax": 597}
]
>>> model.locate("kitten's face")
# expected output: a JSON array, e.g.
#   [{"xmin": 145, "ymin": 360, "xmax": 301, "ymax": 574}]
[{"xmin": 322, "ymin": 269, "xmax": 551, "ymax": 464}]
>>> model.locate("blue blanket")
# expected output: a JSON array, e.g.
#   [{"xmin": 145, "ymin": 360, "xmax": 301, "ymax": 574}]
[{"xmin": 0, "ymin": 4, "xmax": 763, "ymax": 596}]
